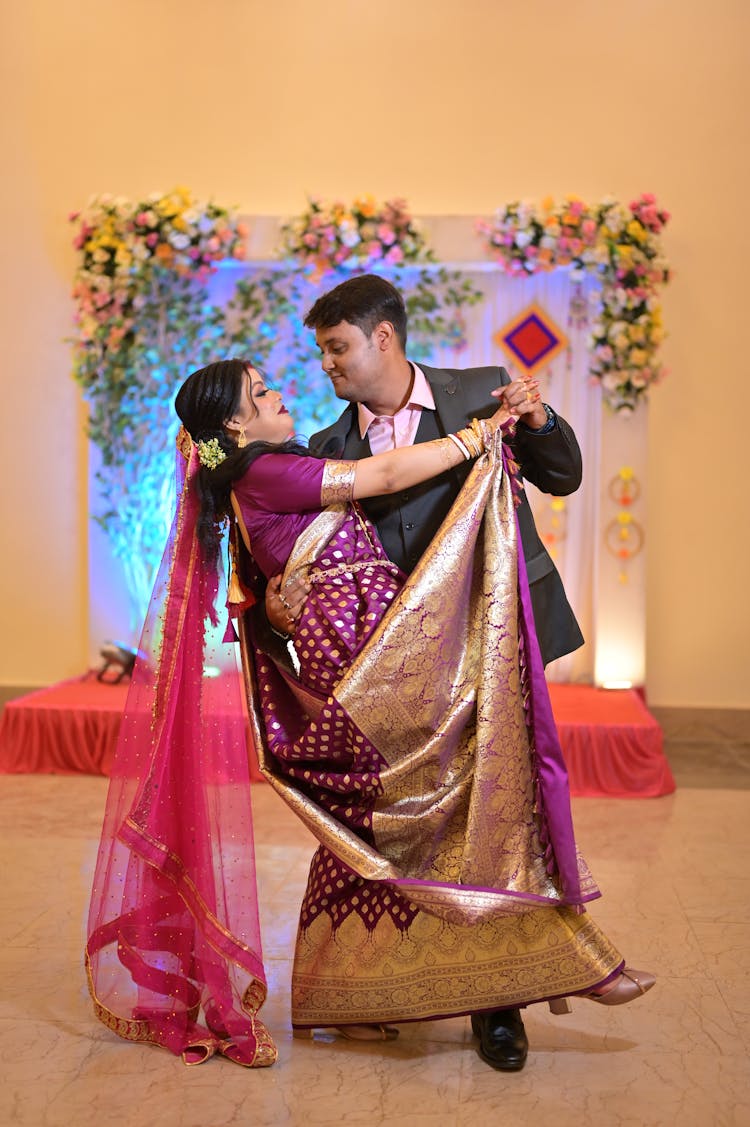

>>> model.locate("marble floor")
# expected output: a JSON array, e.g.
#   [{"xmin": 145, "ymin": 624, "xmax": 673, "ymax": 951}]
[{"xmin": 1, "ymin": 770, "xmax": 748, "ymax": 1127}]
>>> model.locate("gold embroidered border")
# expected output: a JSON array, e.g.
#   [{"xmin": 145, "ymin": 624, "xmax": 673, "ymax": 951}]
[
  {"xmin": 292, "ymin": 904, "xmax": 623, "ymax": 1025},
  {"xmin": 320, "ymin": 459, "xmax": 356, "ymax": 505}
]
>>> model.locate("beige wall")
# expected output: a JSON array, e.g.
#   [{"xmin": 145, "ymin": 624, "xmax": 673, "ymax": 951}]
[{"xmin": 1, "ymin": 0, "xmax": 748, "ymax": 706}]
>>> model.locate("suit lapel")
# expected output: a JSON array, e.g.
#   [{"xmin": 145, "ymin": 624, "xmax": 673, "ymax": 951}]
[{"xmin": 420, "ymin": 364, "xmax": 467, "ymax": 434}]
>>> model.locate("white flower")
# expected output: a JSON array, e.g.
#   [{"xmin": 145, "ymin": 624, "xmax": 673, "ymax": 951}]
[
  {"xmin": 514, "ymin": 230, "xmax": 533, "ymax": 249},
  {"xmin": 339, "ymin": 220, "xmax": 361, "ymax": 248},
  {"xmin": 169, "ymin": 233, "xmax": 191, "ymax": 250},
  {"xmin": 602, "ymin": 372, "xmax": 622, "ymax": 391}
]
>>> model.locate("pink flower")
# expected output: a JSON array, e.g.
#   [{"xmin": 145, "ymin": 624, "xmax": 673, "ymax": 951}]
[
  {"xmin": 206, "ymin": 236, "xmax": 221, "ymax": 252},
  {"xmin": 377, "ymin": 223, "xmax": 396, "ymax": 245},
  {"xmin": 367, "ymin": 241, "xmax": 384, "ymax": 260},
  {"xmin": 73, "ymin": 233, "xmax": 87, "ymax": 250},
  {"xmin": 384, "ymin": 245, "xmax": 404, "ymax": 265},
  {"xmin": 233, "ymin": 244, "xmax": 247, "ymax": 260},
  {"xmin": 146, "ymin": 232, "xmax": 159, "ymax": 248},
  {"xmin": 236, "ymin": 221, "xmax": 250, "ymax": 237},
  {"xmin": 581, "ymin": 218, "xmax": 597, "ymax": 242},
  {"xmin": 303, "ymin": 233, "xmax": 318, "ymax": 248},
  {"xmin": 135, "ymin": 211, "xmax": 151, "ymax": 226}
]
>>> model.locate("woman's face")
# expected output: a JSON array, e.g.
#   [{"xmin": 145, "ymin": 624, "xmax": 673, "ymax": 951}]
[{"xmin": 230, "ymin": 367, "xmax": 294, "ymax": 445}]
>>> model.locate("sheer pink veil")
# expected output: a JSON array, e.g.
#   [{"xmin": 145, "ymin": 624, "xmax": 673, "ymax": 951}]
[{"xmin": 86, "ymin": 428, "xmax": 276, "ymax": 1067}]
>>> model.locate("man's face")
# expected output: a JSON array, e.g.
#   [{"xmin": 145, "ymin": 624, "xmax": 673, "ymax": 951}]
[{"xmin": 314, "ymin": 320, "xmax": 386, "ymax": 405}]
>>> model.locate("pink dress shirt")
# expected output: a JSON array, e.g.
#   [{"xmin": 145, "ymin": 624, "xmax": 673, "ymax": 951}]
[{"xmin": 357, "ymin": 363, "xmax": 435, "ymax": 453}]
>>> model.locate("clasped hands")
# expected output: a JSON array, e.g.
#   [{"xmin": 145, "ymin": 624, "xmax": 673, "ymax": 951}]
[{"xmin": 491, "ymin": 376, "xmax": 546, "ymax": 429}]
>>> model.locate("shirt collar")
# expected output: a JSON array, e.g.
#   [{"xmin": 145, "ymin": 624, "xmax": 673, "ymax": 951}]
[{"xmin": 358, "ymin": 362, "xmax": 435, "ymax": 439}]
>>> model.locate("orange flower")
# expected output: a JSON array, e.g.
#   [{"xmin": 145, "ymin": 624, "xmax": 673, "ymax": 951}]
[{"xmin": 155, "ymin": 243, "xmax": 174, "ymax": 262}]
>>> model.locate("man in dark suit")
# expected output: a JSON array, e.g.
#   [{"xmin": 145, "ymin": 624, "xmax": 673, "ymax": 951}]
[{"xmin": 266, "ymin": 274, "xmax": 584, "ymax": 1071}]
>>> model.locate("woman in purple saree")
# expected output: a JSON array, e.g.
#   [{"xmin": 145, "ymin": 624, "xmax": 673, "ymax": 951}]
[{"xmin": 175, "ymin": 359, "xmax": 652, "ymax": 1042}]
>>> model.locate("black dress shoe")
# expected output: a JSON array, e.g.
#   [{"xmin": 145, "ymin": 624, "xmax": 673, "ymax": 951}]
[{"xmin": 471, "ymin": 1008, "xmax": 528, "ymax": 1071}]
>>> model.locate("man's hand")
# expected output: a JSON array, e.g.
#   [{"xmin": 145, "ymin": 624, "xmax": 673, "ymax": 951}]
[
  {"xmin": 265, "ymin": 574, "xmax": 310, "ymax": 637},
  {"xmin": 492, "ymin": 377, "xmax": 547, "ymax": 430}
]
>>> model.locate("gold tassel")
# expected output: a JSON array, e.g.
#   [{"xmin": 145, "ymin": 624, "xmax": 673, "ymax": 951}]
[{"xmin": 227, "ymin": 525, "xmax": 246, "ymax": 605}]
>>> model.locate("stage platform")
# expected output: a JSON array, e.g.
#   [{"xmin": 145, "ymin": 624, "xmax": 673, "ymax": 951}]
[{"xmin": 0, "ymin": 676, "xmax": 675, "ymax": 798}]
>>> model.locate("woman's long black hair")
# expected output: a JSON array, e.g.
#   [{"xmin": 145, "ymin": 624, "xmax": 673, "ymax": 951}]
[{"xmin": 174, "ymin": 358, "xmax": 308, "ymax": 567}]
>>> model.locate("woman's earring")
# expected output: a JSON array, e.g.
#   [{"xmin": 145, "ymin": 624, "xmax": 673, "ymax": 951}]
[{"xmin": 237, "ymin": 426, "xmax": 248, "ymax": 449}]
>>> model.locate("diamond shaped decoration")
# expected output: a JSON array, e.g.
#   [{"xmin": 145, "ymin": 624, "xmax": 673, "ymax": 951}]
[{"xmin": 493, "ymin": 302, "xmax": 568, "ymax": 374}]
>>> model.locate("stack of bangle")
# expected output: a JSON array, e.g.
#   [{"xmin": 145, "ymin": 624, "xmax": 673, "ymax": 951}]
[{"xmin": 448, "ymin": 418, "xmax": 492, "ymax": 460}]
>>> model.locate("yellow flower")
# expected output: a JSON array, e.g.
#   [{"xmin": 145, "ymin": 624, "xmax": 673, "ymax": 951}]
[
  {"xmin": 172, "ymin": 216, "xmax": 188, "ymax": 232},
  {"xmin": 541, "ymin": 196, "xmax": 555, "ymax": 212},
  {"xmin": 355, "ymin": 195, "xmax": 376, "ymax": 218},
  {"xmin": 628, "ymin": 324, "xmax": 645, "ymax": 343},
  {"xmin": 626, "ymin": 219, "xmax": 647, "ymax": 244},
  {"xmin": 618, "ymin": 466, "xmax": 634, "ymax": 481},
  {"xmin": 617, "ymin": 511, "xmax": 633, "ymax": 525},
  {"xmin": 550, "ymin": 498, "xmax": 566, "ymax": 512}
]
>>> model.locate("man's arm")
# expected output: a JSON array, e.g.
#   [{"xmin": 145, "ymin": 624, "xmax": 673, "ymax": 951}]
[
  {"xmin": 488, "ymin": 372, "xmax": 582, "ymax": 497},
  {"xmin": 510, "ymin": 409, "xmax": 582, "ymax": 496}
]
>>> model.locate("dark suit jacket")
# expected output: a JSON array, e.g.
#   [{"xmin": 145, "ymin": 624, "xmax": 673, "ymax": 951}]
[{"xmin": 309, "ymin": 364, "xmax": 584, "ymax": 665}]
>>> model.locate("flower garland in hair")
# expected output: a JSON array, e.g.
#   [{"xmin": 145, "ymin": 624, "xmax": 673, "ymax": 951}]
[
  {"xmin": 280, "ymin": 195, "xmax": 432, "ymax": 275},
  {"xmin": 196, "ymin": 437, "xmax": 227, "ymax": 470},
  {"xmin": 476, "ymin": 194, "xmax": 670, "ymax": 411}
]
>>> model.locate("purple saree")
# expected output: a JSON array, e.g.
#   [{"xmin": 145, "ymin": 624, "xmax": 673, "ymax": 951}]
[{"xmin": 236, "ymin": 437, "xmax": 623, "ymax": 1028}]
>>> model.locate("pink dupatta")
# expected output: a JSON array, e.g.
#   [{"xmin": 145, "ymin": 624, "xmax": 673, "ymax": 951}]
[{"xmin": 85, "ymin": 429, "xmax": 276, "ymax": 1068}]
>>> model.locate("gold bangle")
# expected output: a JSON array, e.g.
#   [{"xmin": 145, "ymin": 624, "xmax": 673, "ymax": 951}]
[{"xmin": 452, "ymin": 421, "xmax": 488, "ymax": 459}]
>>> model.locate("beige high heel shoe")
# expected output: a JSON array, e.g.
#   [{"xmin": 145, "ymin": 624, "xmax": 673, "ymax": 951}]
[{"xmin": 548, "ymin": 967, "xmax": 656, "ymax": 1014}]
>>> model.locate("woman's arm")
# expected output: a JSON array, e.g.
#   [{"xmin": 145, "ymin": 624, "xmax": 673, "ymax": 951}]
[{"xmin": 351, "ymin": 406, "xmax": 510, "ymax": 501}]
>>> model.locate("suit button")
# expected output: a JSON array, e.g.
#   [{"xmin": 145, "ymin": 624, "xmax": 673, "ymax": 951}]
[{"xmin": 405, "ymin": 522, "xmax": 414, "ymax": 531}]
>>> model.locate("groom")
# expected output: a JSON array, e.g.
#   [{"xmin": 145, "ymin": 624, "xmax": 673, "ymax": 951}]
[{"xmin": 266, "ymin": 273, "xmax": 584, "ymax": 1071}]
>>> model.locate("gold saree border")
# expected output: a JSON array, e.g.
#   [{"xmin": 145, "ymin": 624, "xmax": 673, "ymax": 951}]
[{"xmin": 292, "ymin": 902, "xmax": 623, "ymax": 1025}]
